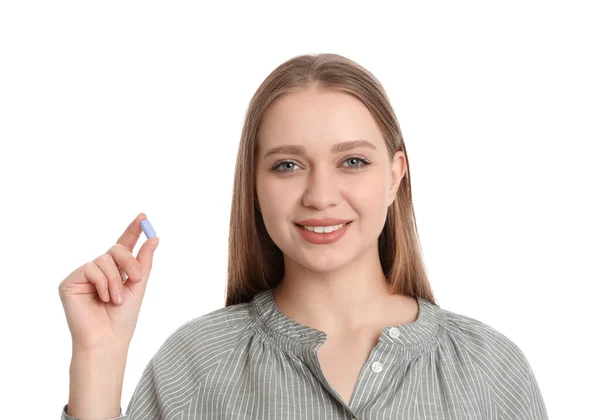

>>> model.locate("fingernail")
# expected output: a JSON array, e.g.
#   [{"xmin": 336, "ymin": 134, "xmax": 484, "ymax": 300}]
[{"xmin": 116, "ymin": 290, "xmax": 123, "ymax": 304}]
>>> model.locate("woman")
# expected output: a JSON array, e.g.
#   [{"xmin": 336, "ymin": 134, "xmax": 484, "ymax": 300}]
[{"xmin": 60, "ymin": 53, "xmax": 548, "ymax": 419}]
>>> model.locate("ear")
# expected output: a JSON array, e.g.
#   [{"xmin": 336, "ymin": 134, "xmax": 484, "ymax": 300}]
[{"xmin": 387, "ymin": 150, "xmax": 406, "ymax": 208}]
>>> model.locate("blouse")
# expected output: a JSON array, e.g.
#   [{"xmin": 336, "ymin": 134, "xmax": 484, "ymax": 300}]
[{"xmin": 61, "ymin": 288, "xmax": 548, "ymax": 419}]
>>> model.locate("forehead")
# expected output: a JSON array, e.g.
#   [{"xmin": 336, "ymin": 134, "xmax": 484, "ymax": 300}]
[{"xmin": 257, "ymin": 88, "xmax": 382, "ymax": 151}]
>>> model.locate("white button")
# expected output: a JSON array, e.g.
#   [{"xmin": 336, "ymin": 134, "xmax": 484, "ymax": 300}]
[
  {"xmin": 389, "ymin": 327, "xmax": 400, "ymax": 338},
  {"xmin": 371, "ymin": 361, "xmax": 383, "ymax": 373}
]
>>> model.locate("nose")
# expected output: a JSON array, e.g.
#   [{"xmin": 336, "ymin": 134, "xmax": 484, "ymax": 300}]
[{"xmin": 301, "ymin": 166, "xmax": 342, "ymax": 209}]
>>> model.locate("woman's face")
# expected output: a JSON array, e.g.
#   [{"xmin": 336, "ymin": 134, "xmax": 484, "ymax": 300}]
[{"xmin": 255, "ymin": 87, "xmax": 405, "ymax": 273}]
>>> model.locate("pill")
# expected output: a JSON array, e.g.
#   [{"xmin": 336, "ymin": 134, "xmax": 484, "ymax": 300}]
[{"xmin": 140, "ymin": 219, "xmax": 157, "ymax": 238}]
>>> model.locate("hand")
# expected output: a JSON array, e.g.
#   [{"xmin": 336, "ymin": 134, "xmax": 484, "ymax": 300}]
[{"xmin": 58, "ymin": 213, "xmax": 159, "ymax": 353}]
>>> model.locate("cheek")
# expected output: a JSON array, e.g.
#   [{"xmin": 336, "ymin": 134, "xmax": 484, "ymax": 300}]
[
  {"xmin": 256, "ymin": 178, "xmax": 296, "ymax": 224},
  {"xmin": 342, "ymin": 178, "xmax": 391, "ymax": 237},
  {"xmin": 344, "ymin": 174, "xmax": 389, "ymax": 209}
]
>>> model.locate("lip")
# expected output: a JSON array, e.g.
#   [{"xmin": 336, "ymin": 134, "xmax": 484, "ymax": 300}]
[
  {"xmin": 295, "ymin": 221, "xmax": 352, "ymax": 245},
  {"xmin": 296, "ymin": 218, "xmax": 352, "ymax": 226}
]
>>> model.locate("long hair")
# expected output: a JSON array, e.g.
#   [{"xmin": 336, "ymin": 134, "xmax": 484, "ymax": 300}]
[{"xmin": 225, "ymin": 53, "xmax": 437, "ymax": 307}]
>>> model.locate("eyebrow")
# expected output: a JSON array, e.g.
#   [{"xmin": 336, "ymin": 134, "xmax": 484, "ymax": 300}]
[{"xmin": 263, "ymin": 140, "xmax": 377, "ymax": 158}]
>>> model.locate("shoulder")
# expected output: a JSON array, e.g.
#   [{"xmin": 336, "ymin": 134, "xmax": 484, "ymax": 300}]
[
  {"xmin": 151, "ymin": 300, "xmax": 254, "ymax": 371},
  {"xmin": 439, "ymin": 306, "xmax": 532, "ymax": 375},
  {"xmin": 123, "ymin": 303, "xmax": 257, "ymax": 416},
  {"xmin": 438, "ymin": 306, "xmax": 547, "ymax": 417}
]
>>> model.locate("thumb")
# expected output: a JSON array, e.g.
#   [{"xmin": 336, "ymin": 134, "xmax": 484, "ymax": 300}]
[{"xmin": 130, "ymin": 237, "xmax": 159, "ymax": 291}]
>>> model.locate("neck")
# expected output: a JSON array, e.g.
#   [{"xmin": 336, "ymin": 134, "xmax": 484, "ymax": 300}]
[{"xmin": 272, "ymin": 244, "xmax": 413, "ymax": 337}]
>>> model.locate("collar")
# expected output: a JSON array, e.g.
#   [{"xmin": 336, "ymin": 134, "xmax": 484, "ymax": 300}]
[{"xmin": 249, "ymin": 288, "xmax": 443, "ymax": 354}]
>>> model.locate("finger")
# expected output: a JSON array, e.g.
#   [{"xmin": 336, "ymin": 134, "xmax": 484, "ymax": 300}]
[
  {"xmin": 127, "ymin": 236, "xmax": 159, "ymax": 294},
  {"xmin": 115, "ymin": 212, "xmax": 147, "ymax": 254},
  {"xmin": 109, "ymin": 242, "xmax": 145, "ymax": 282},
  {"xmin": 93, "ymin": 253, "xmax": 126, "ymax": 305},
  {"xmin": 117, "ymin": 265, "xmax": 142, "ymax": 284},
  {"xmin": 138, "ymin": 236, "xmax": 159, "ymax": 275},
  {"xmin": 119, "ymin": 267, "xmax": 129, "ymax": 283},
  {"xmin": 82, "ymin": 262, "xmax": 111, "ymax": 303}
]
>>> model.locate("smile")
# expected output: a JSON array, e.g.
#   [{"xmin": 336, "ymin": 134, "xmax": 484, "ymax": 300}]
[{"xmin": 294, "ymin": 221, "xmax": 353, "ymax": 244}]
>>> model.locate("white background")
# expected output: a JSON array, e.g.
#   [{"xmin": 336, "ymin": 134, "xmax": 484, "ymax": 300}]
[{"xmin": 1, "ymin": 1, "xmax": 598, "ymax": 418}]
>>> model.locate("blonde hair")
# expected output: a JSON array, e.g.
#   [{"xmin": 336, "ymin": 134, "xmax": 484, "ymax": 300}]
[{"xmin": 225, "ymin": 53, "xmax": 437, "ymax": 307}]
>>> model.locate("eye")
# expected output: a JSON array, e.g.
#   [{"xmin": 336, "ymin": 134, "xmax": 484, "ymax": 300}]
[{"xmin": 270, "ymin": 156, "xmax": 372, "ymax": 173}]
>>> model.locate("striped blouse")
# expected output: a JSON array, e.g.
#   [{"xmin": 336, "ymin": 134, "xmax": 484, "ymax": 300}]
[{"xmin": 61, "ymin": 288, "xmax": 548, "ymax": 419}]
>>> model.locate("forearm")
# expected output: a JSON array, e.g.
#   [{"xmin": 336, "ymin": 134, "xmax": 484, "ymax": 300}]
[{"xmin": 67, "ymin": 346, "xmax": 128, "ymax": 420}]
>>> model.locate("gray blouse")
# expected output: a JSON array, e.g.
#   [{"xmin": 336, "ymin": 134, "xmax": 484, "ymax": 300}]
[{"xmin": 61, "ymin": 288, "xmax": 548, "ymax": 419}]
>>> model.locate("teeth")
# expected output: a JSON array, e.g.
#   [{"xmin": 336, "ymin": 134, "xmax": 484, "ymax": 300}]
[{"xmin": 302, "ymin": 223, "xmax": 347, "ymax": 233}]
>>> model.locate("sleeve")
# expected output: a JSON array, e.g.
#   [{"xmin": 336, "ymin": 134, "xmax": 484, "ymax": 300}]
[
  {"xmin": 522, "ymin": 361, "xmax": 549, "ymax": 420},
  {"xmin": 59, "ymin": 352, "xmax": 170, "ymax": 420},
  {"xmin": 61, "ymin": 404, "xmax": 125, "ymax": 420},
  {"xmin": 442, "ymin": 308, "xmax": 549, "ymax": 419},
  {"xmin": 59, "ymin": 318, "xmax": 202, "ymax": 420},
  {"xmin": 490, "ymin": 340, "xmax": 549, "ymax": 420}
]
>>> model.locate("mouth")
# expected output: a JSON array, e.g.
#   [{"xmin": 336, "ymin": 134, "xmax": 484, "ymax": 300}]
[
  {"xmin": 294, "ymin": 220, "xmax": 353, "ymax": 244},
  {"xmin": 294, "ymin": 221, "xmax": 353, "ymax": 229}
]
